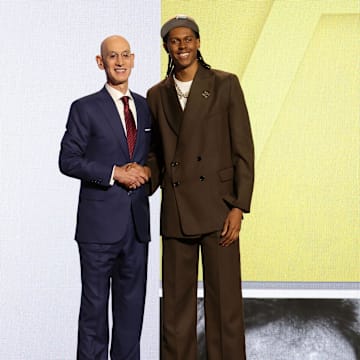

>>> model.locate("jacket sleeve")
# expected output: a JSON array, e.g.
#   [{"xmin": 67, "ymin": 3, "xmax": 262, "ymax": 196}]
[
  {"xmin": 58, "ymin": 101, "xmax": 113, "ymax": 187},
  {"xmin": 224, "ymin": 74, "xmax": 254, "ymax": 213}
]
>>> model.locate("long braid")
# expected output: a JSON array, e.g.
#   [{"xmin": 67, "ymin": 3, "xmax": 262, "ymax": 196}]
[
  {"xmin": 197, "ymin": 50, "xmax": 211, "ymax": 70},
  {"xmin": 166, "ymin": 55, "xmax": 174, "ymax": 77}
]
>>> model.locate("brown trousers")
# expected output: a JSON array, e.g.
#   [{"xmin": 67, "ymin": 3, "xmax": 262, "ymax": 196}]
[{"xmin": 162, "ymin": 232, "xmax": 246, "ymax": 360}]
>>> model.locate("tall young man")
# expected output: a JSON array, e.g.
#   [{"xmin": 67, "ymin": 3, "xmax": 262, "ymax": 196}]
[{"xmin": 146, "ymin": 16, "xmax": 254, "ymax": 360}]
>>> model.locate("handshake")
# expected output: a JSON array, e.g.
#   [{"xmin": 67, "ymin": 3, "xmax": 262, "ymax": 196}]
[{"xmin": 113, "ymin": 163, "xmax": 151, "ymax": 190}]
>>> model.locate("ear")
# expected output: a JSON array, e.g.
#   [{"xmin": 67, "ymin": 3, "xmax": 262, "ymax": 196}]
[
  {"xmin": 196, "ymin": 38, "xmax": 200, "ymax": 50},
  {"xmin": 96, "ymin": 55, "xmax": 104, "ymax": 70},
  {"xmin": 163, "ymin": 43, "xmax": 169, "ymax": 54}
]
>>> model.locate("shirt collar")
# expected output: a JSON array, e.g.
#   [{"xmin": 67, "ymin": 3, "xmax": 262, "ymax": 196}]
[{"xmin": 105, "ymin": 83, "xmax": 133, "ymax": 102}]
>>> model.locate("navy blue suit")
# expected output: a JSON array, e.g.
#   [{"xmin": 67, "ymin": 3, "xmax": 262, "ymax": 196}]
[{"xmin": 59, "ymin": 87, "xmax": 152, "ymax": 359}]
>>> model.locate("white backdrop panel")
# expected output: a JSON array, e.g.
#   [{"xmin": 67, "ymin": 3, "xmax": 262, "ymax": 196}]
[{"xmin": 0, "ymin": 1, "xmax": 161, "ymax": 359}]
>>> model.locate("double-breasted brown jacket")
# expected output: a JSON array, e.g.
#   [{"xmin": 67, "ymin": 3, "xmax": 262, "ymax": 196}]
[{"xmin": 147, "ymin": 65, "xmax": 254, "ymax": 238}]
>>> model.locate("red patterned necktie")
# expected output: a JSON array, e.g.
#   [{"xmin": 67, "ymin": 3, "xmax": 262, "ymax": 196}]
[{"xmin": 121, "ymin": 96, "xmax": 137, "ymax": 159}]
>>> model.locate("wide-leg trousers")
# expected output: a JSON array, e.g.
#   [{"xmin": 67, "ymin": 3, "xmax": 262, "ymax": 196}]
[
  {"xmin": 162, "ymin": 232, "xmax": 246, "ymax": 360},
  {"xmin": 77, "ymin": 221, "xmax": 148, "ymax": 360}
]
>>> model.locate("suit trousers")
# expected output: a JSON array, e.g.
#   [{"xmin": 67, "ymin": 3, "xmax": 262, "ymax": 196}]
[
  {"xmin": 77, "ymin": 218, "xmax": 148, "ymax": 360},
  {"xmin": 162, "ymin": 232, "xmax": 246, "ymax": 360}
]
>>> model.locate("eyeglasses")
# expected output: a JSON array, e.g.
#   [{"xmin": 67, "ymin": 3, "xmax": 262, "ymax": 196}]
[{"xmin": 106, "ymin": 51, "xmax": 133, "ymax": 61}]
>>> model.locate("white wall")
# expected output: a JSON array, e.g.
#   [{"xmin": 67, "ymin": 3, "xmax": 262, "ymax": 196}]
[{"xmin": 0, "ymin": 1, "xmax": 161, "ymax": 359}]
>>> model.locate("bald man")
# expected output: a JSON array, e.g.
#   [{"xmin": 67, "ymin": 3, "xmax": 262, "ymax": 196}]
[{"xmin": 59, "ymin": 35, "xmax": 152, "ymax": 360}]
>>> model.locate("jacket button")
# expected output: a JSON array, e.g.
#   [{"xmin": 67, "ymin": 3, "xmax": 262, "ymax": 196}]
[
  {"xmin": 173, "ymin": 181, "xmax": 180, "ymax": 187},
  {"xmin": 171, "ymin": 161, "xmax": 180, "ymax": 167},
  {"xmin": 200, "ymin": 176, "xmax": 205, "ymax": 181}
]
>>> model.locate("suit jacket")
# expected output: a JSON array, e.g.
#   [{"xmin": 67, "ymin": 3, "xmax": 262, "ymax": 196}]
[
  {"xmin": 59, "ymin": 87, "xmax": 152, "ymax": 243},
  {"xmin": 147, "ymin": 66, "xmax": 254, "ymax": 238}
]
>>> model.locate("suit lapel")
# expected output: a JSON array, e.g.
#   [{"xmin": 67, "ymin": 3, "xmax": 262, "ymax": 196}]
[
  {"xmin": 96, "ymin": 87, "xmax": 129, "ymax": 159},
  {"xmin": 161, "ymin": 77, "xmax": 183, "ymax": 135},
  {"xmin": 176, "ymin": 66, "xmax": 214, "ymax": 151},
  {"xmin": 132, "ymin": 92, "xmax": 145, "ymax": 160}
]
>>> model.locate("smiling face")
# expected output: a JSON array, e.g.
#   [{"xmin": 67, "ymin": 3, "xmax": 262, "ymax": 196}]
[
  {"xmin": 165, "ymin": 27, "xmax": 200, "ymax": 75},
  {"xmin": 96, "ymin": 35, "xmax": 134, "ymax": 92}
]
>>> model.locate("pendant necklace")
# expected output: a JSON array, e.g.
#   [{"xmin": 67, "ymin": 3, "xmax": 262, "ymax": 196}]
[{"xmin": 174, "ymin": 81, "xmax": 189, "ymax": 99}]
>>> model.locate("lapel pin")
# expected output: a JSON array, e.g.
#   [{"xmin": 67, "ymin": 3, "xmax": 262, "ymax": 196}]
[{"xmin": 202, "ymin": 90, "xmax": 210, "ymax": 99}]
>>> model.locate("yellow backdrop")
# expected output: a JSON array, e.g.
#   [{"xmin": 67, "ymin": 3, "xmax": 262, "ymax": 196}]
[{"xmin": 162, "ymin": 0, "xmax": 359, "ymax": 282}]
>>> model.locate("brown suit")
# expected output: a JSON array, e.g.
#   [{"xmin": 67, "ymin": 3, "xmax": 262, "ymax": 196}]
[
  {"xmin": 147, "ymin": 65, "xmax": 254, "ymax": 360},
  {"xmin": 147, "ymin": 65, "xmax": 254, "ymax": 237}
]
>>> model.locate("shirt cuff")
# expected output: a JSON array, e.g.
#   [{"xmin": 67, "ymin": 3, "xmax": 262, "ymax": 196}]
[{"xmin": 109, "ymin": 165, "xmax": 116, "ymax": 185}]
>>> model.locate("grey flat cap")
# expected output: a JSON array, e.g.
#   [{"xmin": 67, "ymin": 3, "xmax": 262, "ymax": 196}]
[{"xmin": 161, "ymin": 15, "xmax": 199, "ymax": 39}]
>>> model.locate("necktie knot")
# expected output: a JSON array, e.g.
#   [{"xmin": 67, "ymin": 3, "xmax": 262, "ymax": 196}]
[{"xmin": 121, "ymin": 96, "xmax": 129, "ymax": 106}]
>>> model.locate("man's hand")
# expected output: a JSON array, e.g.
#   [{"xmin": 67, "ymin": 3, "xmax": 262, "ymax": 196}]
[
  {"xmin": 143, "ymin": 165, "xmax": 151, "ymax": 180},
  {"xmin": 113, "ymin": 163, "xmax": 149, "ymax": 189},
  {"xmin": 220, "ymin": 208, "xmax": 243, "ymax": 247}
]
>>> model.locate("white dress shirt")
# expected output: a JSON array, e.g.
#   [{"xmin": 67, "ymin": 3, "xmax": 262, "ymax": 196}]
[
  {"xmin": 105, "ymin": 84, "xmax": 138, "ymax": 185},
  {"xmin": 105, "ymin": 83, "xmax": 138, "ymax": 133}
]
